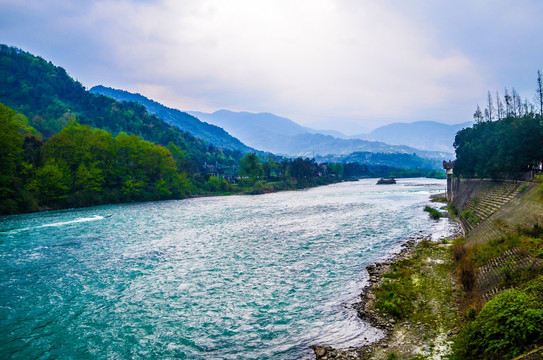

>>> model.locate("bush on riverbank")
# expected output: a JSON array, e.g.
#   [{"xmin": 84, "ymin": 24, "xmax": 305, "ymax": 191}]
[
  {"xmin": 424, "ymin": 206, "xmax": 442, "ymax": 220},
  {"xmin": 451, "ymin": 227, "xmax": 543, "ymax": 359},
  {"xmin": 450, "ymin": 276, "xmax": 543, "ymax": 360}
]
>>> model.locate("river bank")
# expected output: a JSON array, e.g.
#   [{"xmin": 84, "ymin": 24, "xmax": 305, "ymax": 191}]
[{"xmin": 312, "ymin": 206, "xmax": 462, "ymax": 360}]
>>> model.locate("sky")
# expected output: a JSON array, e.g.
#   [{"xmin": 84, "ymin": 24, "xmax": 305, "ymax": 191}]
[{"xmin": 1, "ymin": 0, "xmax": 542, "ymax": 134}]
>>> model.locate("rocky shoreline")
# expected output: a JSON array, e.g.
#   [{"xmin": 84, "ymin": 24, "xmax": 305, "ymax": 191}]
[
  {"xmin": 311, "ymin": 212, "xmax": 462, "ymax": 360},
  {"xmin": 311, "ymin": 232, "xmax": 426, "ymax": 360}
]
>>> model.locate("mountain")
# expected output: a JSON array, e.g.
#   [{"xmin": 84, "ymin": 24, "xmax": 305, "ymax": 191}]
[
  {"xmin": 352, "ymin": 121, "xmax": 473, "ymax": 153},
  {"xmin": 90, "ymin": 86, "xmax": 253, "ymax": 153},
  {"xmin": 189, "ymin": 110, "xmax": 452, "ymax": 161},
  {"xmin": 0, "ymin": 44, "xmax": 244, "ymax": 172},
  {"xmin": 190, "ymin": 109, "xmax": 308, "ymax": 137}
]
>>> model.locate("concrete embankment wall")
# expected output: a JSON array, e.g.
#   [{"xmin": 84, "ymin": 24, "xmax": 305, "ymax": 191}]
[{"xmin": 448, "ymin": 177, "xmax": 543, "ymax": 245}]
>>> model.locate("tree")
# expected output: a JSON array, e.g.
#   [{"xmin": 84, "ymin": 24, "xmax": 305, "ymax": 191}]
[
  {"xmin": 75, "ymin": 162, "xmax": 104, "ymax": 193},
  {"xmin": 537, "ymin": 70, "xmax": 543, "ymax": 116},
  {"xmin": 485, "ymin": 91, "xmax": 494, "ymax": 121},
  {"xmin": 262, "ymin": 157, "xmax": 278, "ymax": 180},
  {"xmin": 504, "ymin": 88, "xmax": 513, "ymax": 117},
  {"xmin": 473, "ymin": 105, "xmax": 484, "ymax": 123},
  {"xmin": 0, "ymin": 104, "xmax": 26, "ymax": 198},
  {"xmin": 240, "ymin": 153, "xmax": 263, "ymax": 179},
  {"xmin": 26, "ymin": 159, "xmax": 72, "ymax": 202},
  {"xmin": 496, "ymin": 91, "xmax": 505, "ymax": 120}
]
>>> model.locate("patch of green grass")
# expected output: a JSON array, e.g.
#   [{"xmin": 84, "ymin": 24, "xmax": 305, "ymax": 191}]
[
  {"xmin": 461, "ymin": 209, "xmax": 479, "ymax": 225},
  {"xmin": 375, "ymin": 241, "xmax": 457, "ymax": 330},
  {"xmin": 386, "ymin": 353, "xmax": 398, "ymax": 360},
  {"xmin": 431, "ymin": 197, "xmax": 447, "ymax": 203},
  {"xmin": 448, "ymin": 203, "xmax": 458, "ymax": 217},
  {"xmin": 424, "ymin": 205, "xmax": 442, "ymax": 220}
]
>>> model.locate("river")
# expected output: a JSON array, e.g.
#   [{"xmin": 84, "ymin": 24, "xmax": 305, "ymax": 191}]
[{"xmin": 0, "ymin": 178, "xmax": 456, "ymax": 359}]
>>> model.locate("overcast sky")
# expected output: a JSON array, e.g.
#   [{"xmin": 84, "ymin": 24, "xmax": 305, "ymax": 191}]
[{"xmin": 1, "ymin": 0, "xmax": 542, "ymax": 134}]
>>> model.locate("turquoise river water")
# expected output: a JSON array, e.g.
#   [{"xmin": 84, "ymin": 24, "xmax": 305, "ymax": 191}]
[{"xmin": 0, "ymin": 178, "xmax": 456, "ymax": 359}]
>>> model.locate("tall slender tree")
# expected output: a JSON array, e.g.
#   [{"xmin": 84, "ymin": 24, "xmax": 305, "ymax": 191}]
[
  {"xmin": 537, "ymin": 70, "xmax": 543, "ymax": 116},
  {"xmin": 496, "ymin": 91, "xmax": 505, "ymax": 120},
  {"xmin": 485, "ymin": 91, "xmax": 495, "ymax": 121},
  {"xmin": 512, "ymin": 88, "xmax": 522, "ymax": 117}
]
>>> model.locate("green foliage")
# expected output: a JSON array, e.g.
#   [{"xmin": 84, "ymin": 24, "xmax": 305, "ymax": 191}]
[
  {"xmin": 205, "ymin": 176, "xmax": 230, "ymax": 193},
  {"xmin": 26, "ymin": 159, "xmax": 72, "ymax": 202},
  {"xmin": 375, "ymin": 258, "xmax": 417, "ymax": 319},
  {"xmin": 375, "ymin": 241, "xmax": 457, "ymax": 329},
  {"xmin": 326, "ymin": 163, "xmax": 344, "ymax": 177},
  {"xmin": 453, "ymin": 115, "xmax": 543, "ymax": 179},
  {"xmin": 448, "ymin": 203, "xmax": 458, "ymax": 217},
  {"xmin": 0, "ymin": 103, "xmax": 26, "ymax": 198},
  {"xmin": 424, "ymin": 205, "xmax": 442, "ymax": 220},
  {"xmin": 331, "ymin": 151, "xmax": 443, "ymax": 170},
  {"xmin": 240, "ymin": 153, "xmax": 263, "ymax": 179},
  {"xmin": 386, "ymin": 352, "xmax": 397, "ymax": 360},
  {"xmin": 375, "ymin": 279, "xmax": 415, "ymax": 318},
  {"xmin": 0, "ymin": 44, "xmax": 244, "ymax": 177},
  {"xmin": 451, "ymin": 276, "xmax": 543, "ymax": 360},
  {"xmin": 461, "ymin": 209, "xmax": 479, "ymax": 225}
]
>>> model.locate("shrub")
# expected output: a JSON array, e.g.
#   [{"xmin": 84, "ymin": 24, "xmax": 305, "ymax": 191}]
[
  {"xmin": 461, "ymin": 209, "xmax": 479, "ymax": 225},
  {"xmin": 424, "ymin": 205, "xmax": 441, "ymax": 220},
  {"xmin": 386, "ymin": 353, "xmax": 397, "ymax": 360},
  {"xmin": 375, "ymin": 279, "xmax": 415, "ymax": 319},
  {"xmin": 451, "ymin": 276, "xmax": 543, "ymax": 360},
  {"xmin": 452, "ymin": 238, "xmax": 466, "ymax": 262}
]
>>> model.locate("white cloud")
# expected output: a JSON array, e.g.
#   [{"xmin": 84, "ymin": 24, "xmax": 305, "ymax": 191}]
[
  {"xmin": 79, "ymin": 0, "xmax": 484, "ymax": 128},
  {"xmin": 9, "ymin": 0, "xmax": 542, "ymax": 132}
]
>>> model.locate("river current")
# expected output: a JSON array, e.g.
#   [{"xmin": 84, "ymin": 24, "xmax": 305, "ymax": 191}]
[{"xmin": 0, "ymin": 178, "xmax": 456, "ymax": 359}]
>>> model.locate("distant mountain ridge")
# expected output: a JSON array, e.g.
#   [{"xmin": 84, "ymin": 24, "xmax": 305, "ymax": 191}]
[
  {"xmin": 90, "ymin": 86, "xmax": 253, "ymax": 153},
  {"xmin": 352, "ymin": 121, "xmax": 473, "ymax": 152},
  {"xmin": 189, "ymin": 110, "xmax": 453, "ymax": 160}
]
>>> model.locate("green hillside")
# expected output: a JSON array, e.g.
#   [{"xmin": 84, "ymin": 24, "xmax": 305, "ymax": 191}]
[
  {"xmin": 89, "ymin": 86, "xmax": 253, "ymax": 153},
  {"xmin": 0, "ymin": 45, "xmax": 243, "ymax": 172}
]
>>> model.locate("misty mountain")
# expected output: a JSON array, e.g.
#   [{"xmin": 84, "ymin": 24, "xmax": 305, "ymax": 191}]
[
  {"xmin": 89, "ymin": 86, "xmax": 254, "ymax": 153},
  {"xmin": 352, "ymin": 121, "xmax": 473, "ymax": 152},
  {"xmin": 189, "ymin": 110, "xmax": 452, "ymax": 160}
]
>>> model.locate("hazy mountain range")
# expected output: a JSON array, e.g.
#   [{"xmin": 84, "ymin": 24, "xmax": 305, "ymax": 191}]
[
  {"xmin": 190, "ymin": 110, "xmax": 457, "ymax": 159},
  {"xmin": 91, "ymin": 86, "xmax": 463, "ymax": 160},
  {"xmin": 352, "ymin": 121, "xmax": 473, "ymax": 152},
  {"xmin": 90, "ymin": 86, "xmax": 254, "ymax": 153}
]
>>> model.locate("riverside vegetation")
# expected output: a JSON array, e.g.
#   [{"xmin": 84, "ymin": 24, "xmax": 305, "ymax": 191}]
[{"xmin": 0, "ymin": 44, "xmax": 445, "ymax": 215}]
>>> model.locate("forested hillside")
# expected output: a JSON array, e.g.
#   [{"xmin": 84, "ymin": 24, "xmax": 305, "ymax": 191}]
[
  {"xmin": 0, "ymin": 45, "xmax": 242, "ymax": 172},
  {"xmin": 89, "ymin": 86, "xmax": 253, "ymax": 153},
  {"xmin": 0, "ymin": 45, "xmax": 344, "ymax": 214},
  {"xmin": 0, "ymin": 44, "xmax": 448, "ymax": 215}
]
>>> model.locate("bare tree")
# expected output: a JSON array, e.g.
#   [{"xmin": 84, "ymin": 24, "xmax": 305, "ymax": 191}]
[
  {"xmin": 523, "ymin": 98, "xmax": 529, "ymax": 117},
  {"xmin": 537, "ymin": 70, "xmax": 543, "ymax": 116},
  {"xmin": 496, "ymin": 91, "xmax": 504, "ymax": 120},
  {"xmin": 516, "ymin": 92, "xmax": 523, "ymax": 117},
  {"xmin": 485, "ymin": 91, "xmax": 495, "ymax": 121}
]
